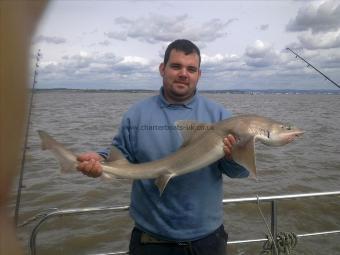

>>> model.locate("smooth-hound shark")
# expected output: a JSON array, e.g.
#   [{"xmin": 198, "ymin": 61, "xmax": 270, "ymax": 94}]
[{"xmin": 38, "ymin": 114, "xmax": 304, "ymax": 195}]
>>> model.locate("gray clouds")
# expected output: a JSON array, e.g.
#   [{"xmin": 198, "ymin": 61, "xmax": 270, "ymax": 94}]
[
  {"xmin": 245, "ymin": 40, "xmax": 281, "ymax": 68},
  {"xmin": 37, "ymin": 37, "xmax": 337, "ymax": 90},
  {"xmin": 259, "ymin": 24, "xmax": 269, "ymax": 31},
  {"xmin": 33, "ymin": 35, "xmax": 66, "ymax": 44},
  {"xmin": 286, "ymin": 0, "xmax": 340, "ymax": 33},
  {"xmin": 286, "ymin": 1, "xmax": 340, "ymax": 51},
  {"xmin": 32, "ymin": 1, "xmax": 340, "ymax": 90},
  {"xmin": 297, "ymin": 30, "xmax": 340, "ymax": 50},
  {"xmin": 105, "ymin": 14, "xmax": 237, "ymax": 44},
  {"xmin": 38, "ymin": 51, "xmax": 159, "ymax": 89}
]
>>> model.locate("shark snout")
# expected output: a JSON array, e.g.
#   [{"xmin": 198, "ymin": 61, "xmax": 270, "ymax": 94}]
[
  {"xmin": 286, "ymin": 129, "xmax": 304, "ymax": 143},
  {"xmin": 292, "ymin": 129, "xmax": 304, "ymax": 137}
]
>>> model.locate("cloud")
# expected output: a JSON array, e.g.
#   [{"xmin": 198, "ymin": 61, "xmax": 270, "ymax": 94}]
[
  {"xmin": 322, "ymin": 52, "xmax": 340, "ymax": 68},
  {"xmin": 38, "ymin": 51, "xmax": 156, "ymax": 87},
  {"xmin": 245, "ymin": 40, "xmax": 270, "ymax": 58},
  {"xmin": 201, "ymin": 53, "xmax": 244, "ymax": 74},
  {"xmin": 33, "ymin": 35, "xmax": 67, "ymax": 44},
  {"xmin": 259, "ymin": 24, "xmax": 269, "ymax": 31},
  {"xmin": 37, "ymin": 48, "xmax": 339, "ymax": 90},
  {"xmin": 105, "ymin": 14, "xmax": 236, "ymax": 44},
  {"xmin": 105, "ymin": 31, "xmax": 128, "ymax": 41},
  {"xmin": 286, "ymin": 28, "xmax": 340, "ymax": 50},
  {"xmin": 244, "ymin": 40, "xmax": 281, "ymax": 67},
  {"xmin": 98, "ymin": 40, "xmax": 111, "ymax": 46},
  {"xmin": 286, "ymin": 0, "xmax": 340, "ymax": 33},
  {"xmin": 198, "ymin": 45, "xmax": 311, "ymax": 90},
  {"xmin": 297, "ymin": 30, "xmax": 340, "ymax": 50}
]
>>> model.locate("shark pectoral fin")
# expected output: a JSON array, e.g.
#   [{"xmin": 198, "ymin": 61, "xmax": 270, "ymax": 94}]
[
  {"xmin": 107, "ymin": 146, "xmax": 128, "ymax": 162},
  {"xmin": 101, "ymin": 172, "xmax": 114, "ymax": 181},
  {"xmin": 155, "ymin": 173, "xmax": 175, "ymax": 196},
  {"xmin": 232, "ymin": 138, "xmax": 257, "ymax": 179},
  {"xmin": 106, "ymin": 159, "xmax": 129, "ymax": 167},
  {"xmin": 100, "ymin": 172, "xmax": 132, "ymax": 183}
]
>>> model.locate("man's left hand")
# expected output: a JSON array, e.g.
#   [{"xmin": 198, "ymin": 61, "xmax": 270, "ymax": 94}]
[{"xmin": 223, "ymin": 134, "xmax": 237, "ymax": 160}]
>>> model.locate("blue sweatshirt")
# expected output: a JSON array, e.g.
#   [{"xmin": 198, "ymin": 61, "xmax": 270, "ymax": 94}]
[{"xmin": 99, "ymin": 88, "xmax": 248, "ymax": 241}]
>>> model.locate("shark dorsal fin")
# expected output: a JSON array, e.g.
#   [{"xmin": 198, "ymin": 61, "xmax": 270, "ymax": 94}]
[{"xmin": 175, "ymin": 120, "xmax": 212, "ymax": 147}]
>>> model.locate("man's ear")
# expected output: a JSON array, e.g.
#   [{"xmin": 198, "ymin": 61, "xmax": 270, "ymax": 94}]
[{"xmin": 159, "ymin": 63, "xmax": 165, "ymax": 77}]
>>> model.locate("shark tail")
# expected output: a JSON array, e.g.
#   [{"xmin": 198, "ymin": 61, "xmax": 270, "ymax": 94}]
[{"xmin": 38, "ymin": 130, "xmax": 78, "ymax": 173}]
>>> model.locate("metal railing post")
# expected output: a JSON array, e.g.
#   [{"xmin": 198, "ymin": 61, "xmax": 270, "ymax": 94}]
[{"xmin": 271, "ymin": 200, "xmax": 278, "ymax": 255}]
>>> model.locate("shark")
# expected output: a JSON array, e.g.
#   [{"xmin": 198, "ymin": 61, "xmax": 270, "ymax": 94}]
[{"xmin": 38, "ymin": 114, "xmax": 304, "ymax": 195}]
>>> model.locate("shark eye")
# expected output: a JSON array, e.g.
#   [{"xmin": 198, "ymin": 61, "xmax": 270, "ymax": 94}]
[{"xmin": 282, "ymin": 124, "xmax": 292, "ymax": 130}]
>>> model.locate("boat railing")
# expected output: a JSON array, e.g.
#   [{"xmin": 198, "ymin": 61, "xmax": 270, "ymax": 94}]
[{"xmin": 28, "ymin": 190, "xmax": 340, "ymax": 255}]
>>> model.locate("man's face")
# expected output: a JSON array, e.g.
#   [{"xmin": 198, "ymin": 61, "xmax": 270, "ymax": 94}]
[{"xmin": 159, "ymin": 49, "xmax": 201, "ymax": 103}]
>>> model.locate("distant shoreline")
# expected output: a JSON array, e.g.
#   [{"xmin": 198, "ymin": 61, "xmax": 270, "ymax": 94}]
[{"xmin": 33, "ymin": 88, "xmax": 340, "ymax": 95}]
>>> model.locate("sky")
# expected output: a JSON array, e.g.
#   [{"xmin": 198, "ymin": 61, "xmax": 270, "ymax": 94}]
[{"xmin": 31, "ymin": 0, "xmax": 340, "ymax": 90}]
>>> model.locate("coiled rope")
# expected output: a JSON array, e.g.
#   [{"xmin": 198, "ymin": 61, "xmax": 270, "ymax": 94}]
[
  {"xmin": 260, "ymin": 232, "xmax": 298, "ymax": 255},
  {"xmin": 257, "ymin": 195, "xmax": 298, "ymax": 255}
]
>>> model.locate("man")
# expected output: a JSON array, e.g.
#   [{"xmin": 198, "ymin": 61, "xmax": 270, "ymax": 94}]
[{"xmin": 77, "ymin": 39, "xmax": 249, "ymax": 255}]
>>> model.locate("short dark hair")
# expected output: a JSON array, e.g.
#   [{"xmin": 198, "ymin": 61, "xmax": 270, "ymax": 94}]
[{"xmin": 163, "ymin": 39, "xmax": 201, "ymax": 66}]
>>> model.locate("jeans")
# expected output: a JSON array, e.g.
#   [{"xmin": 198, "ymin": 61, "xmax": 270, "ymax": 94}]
[{"xmin": 129, "ymin": 225, "xmax": 228, "ymax": 255}]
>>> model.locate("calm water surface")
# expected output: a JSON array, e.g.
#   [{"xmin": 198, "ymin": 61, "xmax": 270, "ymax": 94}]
[{"xmin": 10, "ymin": 91, "xmax": 340, "ymax": 255}]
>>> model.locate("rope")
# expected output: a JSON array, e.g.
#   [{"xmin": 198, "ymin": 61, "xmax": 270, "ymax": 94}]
[
  {"xmin": 260, "ymin": 232, "xmax": 298, "ymax": 255},
  {"xmin": 17, "ymin": 208, "xmax": 58, "ymax": 228},
  {"xmin": 256, "ymin": 195, "xmax": 298, "ymax": 255},
  {"xmin": 256, "ymin": 195, "xmax": 279, "ymax": 255}
]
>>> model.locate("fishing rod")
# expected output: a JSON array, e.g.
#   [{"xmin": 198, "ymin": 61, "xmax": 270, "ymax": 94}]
[
  {"xmin": 286, "ymin": 47, "xmax": 340, "ymax": 89},
  {"xmin": 14, "ymin": 49, "xmax": 41, "ymax": 225}
]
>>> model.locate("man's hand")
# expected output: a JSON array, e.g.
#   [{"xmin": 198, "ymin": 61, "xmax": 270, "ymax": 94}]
[
  {"xmin": 77, "ymin": 152, "xmax": 103, "ymax": 178},
  {"xmin": 223, "ymin": 134, "xmax": 237, "ymax": 160}
]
